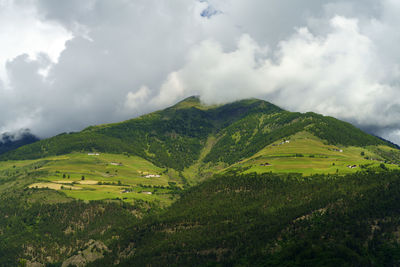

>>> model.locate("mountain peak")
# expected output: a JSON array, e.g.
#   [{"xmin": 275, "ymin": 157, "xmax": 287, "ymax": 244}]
[
  {"xmin": 171, "ymin": 96, "xmax": 281, "ymax": 111},
  {"xmin": 181, "ymin": 95, "xmax": 201, "ymax": 102},
  {"xmin": 171, "ymin": 95, "xmax": 208, "ymax": 110}
]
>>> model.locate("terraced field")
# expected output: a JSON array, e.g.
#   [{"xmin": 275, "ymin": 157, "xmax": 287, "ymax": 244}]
[
  {"xmin": 230, "ymin": 131, "xmax": 400, "ymax": 175},
  {"xmin": 3, "ymin": 153, "xmax": 183, "ymax": 206}
]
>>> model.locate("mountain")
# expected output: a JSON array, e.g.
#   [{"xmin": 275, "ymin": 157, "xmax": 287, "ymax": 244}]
[
  {"xmin": 0, "ymin": 96, "xmax": 392, "ymax": 171},
  {"xmin": 1, "ymin": 97, "xmax": 400, "ymax": 266},
  {"xmin": 0, "ymin": 129, "xmax": 39, "ymax": 155}
]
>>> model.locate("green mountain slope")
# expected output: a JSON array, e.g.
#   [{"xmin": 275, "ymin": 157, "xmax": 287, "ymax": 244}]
[
  {"xmin": 1, "ymin": 97, "xmax": 400, "ymax": 266},
  {"xmin": 0, "ymin": 97, "xmax": 392, "ymax": 172},
  {"xmin": 204, "ymin": 111, "xmax": 390, "ymax": 165},
  {"xmin": 224, "ymin": 131, "xmax": 400, "ymax": 176},
  {"xmin": 1, "ymin": 97, "xmax": 399, "ymax": 204}
]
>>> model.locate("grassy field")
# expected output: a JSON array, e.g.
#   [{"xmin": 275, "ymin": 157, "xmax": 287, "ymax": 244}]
[
  {"xmin": 0, "ymin": 158, "xmax": 39, "ymax": 172},
  {"xmin": 228, "ymin": 131, "xmax": 400, "ymax": 175},
  {"xmin": 1, "ymin": 152, "xmax": 181, "ymax": 206},
  {"xmin": 36, "ymin": 153, "xmax": 171, "ymax": 185}
]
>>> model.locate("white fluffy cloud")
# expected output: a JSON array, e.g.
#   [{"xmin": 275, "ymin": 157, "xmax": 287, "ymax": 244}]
[
  {"xmin": 1, "ymin": 0, "xmax": 400, "ymax": 144},
  {"xmin": 153, "ymin": 2, "xmax": 400, "ymax": 143},
  {"xmin": 0, "ymin": 0, "xmax": 71, "ymax": 83}
]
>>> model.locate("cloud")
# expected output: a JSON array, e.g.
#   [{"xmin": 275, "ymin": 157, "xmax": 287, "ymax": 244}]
[
  {"xmin": 0, "ymin": 0, "xmax": 212, "ymax": 136},
  {"xmin": 154, "ymin": 2, "xmax": 400, "ymax": 144},
  {"xmin": 0, "ymin": 0, "xmax": 71, "ymax": 83},
  {"xmin": 1, "ymin": 0, "xmax": 400, "ymax": 145},
  {"xmin": 124, "ymin": 86, "xmax": 151, "ymax": 112}
]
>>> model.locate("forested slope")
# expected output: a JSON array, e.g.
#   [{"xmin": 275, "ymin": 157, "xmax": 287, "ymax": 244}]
[
  {"xmin": 91, "ymin": 170, "xmax": 400, "ymax": 266},
  {"xmin": 0, "ymin": 187, "xmax": 149, "ymax": 266}
]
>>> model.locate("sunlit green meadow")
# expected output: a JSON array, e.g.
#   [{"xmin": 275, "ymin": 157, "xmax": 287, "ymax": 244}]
[
  {"xmin": 7, "ymin": 152, "xmax": 181, "ymax": 205},
  {"xmin": 229, "ymin": 132, "xmax": 400, "ymax": 175}
]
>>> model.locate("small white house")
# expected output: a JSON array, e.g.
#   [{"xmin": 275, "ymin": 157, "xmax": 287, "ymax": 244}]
[{"xmin": 145, "ymin": 174, "xmax": 161, "ymax": 178}]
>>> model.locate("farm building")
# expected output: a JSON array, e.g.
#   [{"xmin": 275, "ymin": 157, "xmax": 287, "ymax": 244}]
[
  {"xmin": 145, "ymin": 174, "xmax": 161, "ymax": 178},
  {"xmin": 347, "ymin": 165, "xmax": 357, "ymax": 169}
]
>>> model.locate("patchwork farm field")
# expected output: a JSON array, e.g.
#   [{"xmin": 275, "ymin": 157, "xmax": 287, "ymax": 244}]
[{"xmin": 5, "ymin": 153, "xmax": 183, "ymax": 205}]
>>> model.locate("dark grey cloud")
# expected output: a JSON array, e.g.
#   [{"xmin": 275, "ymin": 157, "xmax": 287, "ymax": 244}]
[
  {"xmin": 1, "ymin": 0, "xmax": 400, "ymax": 145},
  {"xmin": 1, "ymin": 0, "xmax": 210, "ymax": 136}
]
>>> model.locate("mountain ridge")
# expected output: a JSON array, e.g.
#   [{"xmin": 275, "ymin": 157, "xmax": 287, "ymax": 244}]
[{"xmin": 0, "ymin": 97, "xmax": 393, "ymax": 172}]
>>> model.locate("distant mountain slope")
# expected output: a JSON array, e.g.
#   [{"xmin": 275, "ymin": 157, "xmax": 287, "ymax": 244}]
[
  {"xmin": 204, "ymin": 111, "xmax": 390, "ymax": 165},
  {"xmin": 0, "ymin": 97, "xmax": 392, "ymax": 171},
  {"xmin": 0, "ymin": 130, "xmax": 39, "ymax": 155}
]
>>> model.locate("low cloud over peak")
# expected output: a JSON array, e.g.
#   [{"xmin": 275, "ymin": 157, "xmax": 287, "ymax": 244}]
[{"xmin": 1, "ymin": 0, "xmax": 400, "ymax": 144}]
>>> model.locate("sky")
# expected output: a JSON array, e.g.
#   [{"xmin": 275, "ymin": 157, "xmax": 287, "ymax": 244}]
[{"xmin": 1, "ymin": 0, "xmax": 400, "ymax": 144}]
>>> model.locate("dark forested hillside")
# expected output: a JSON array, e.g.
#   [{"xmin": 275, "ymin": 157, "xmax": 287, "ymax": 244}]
[
  {"xmin": 0, "ymin": 187, "xmax": 148, "ymax": 266},
  {"xmin": 0, "ymin": 97, "xmax": 390, "ymax": 170},
  {"xmin": 90, "ymin": 170, "xmax": 400, "ymax": 266}
]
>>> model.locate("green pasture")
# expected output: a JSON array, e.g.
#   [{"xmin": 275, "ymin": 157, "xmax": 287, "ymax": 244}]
[
  {"xmin": 39, "ymin": 153, "xmax": 163, "ymax": 177},
  {"xmin": 231, "ymin": 132, "xmax": 400, "ymax": 175},
  {"xmin": 61, "ymin": 184, "xmax": 175, "ymax": 206},
  {"xmin": 0, "ymin": 158, "xmax": 39, "ymax": 171},
  {"xmin": 1, "ymin": 152, "xmax": 181, "ymax": 204}
]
